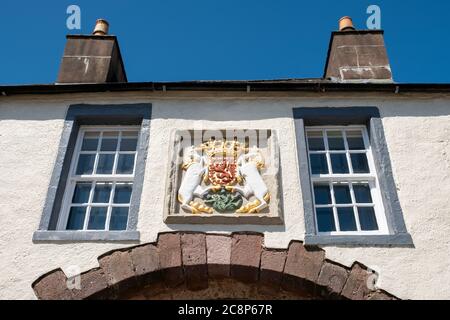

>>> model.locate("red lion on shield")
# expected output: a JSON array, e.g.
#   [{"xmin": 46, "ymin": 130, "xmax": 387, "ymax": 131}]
[{"xmin": 208, "ymin": 158, "xmax": 238, "ymax": 186}]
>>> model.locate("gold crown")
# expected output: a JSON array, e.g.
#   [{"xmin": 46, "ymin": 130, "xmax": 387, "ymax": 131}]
[{"xmin": 197, "ymin": 138, "xmax": 247, "ymax": 158}]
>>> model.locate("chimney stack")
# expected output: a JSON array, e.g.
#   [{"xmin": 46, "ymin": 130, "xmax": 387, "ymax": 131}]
[
  {"xmin": 324, "ymin": 16, "xmax": 393, "ymax": 83},
  {"xmin": 56, "ymin": 19, "xmax": 127, "ymax": 84}
]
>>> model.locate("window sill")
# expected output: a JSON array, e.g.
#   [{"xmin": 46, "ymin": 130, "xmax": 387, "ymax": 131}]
[
  {"xmin": 32, "ymin": 230, "xmax": 140, "ymax": 243},
  {"xmin": 304, "ymin": 233, "xmax": 413, "ymax": 247}
]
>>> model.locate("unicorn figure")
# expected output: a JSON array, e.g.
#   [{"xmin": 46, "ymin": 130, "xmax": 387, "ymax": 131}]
[
  {"xmin": 177, "ymin": 146, "xmax": 214, "ymax": 214},
  {"xmin": 228, "ymin": 146, "xmax": 270, "ymax": 213}
]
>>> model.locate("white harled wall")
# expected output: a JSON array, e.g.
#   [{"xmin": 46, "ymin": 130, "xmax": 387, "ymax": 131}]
[{"xmin": 0, "ymin": 91, "xmax": 449, "ymax": 299}]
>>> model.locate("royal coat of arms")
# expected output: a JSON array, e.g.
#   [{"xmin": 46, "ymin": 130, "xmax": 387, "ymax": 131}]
[{"xmin": 177, "ymin": 139, "xmax": 270, "ymax": 214}]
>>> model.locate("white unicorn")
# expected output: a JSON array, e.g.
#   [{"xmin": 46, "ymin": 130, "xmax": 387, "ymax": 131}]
[
  {"xmin": 228, "ymin": 146, "xmax": 270, "ymax": 213},
  {"xmin": 177, "ymin": 146, "xmax": 215, "ymax": 214}
]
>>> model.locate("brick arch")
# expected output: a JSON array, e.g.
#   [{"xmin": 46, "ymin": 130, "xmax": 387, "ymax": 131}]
[{"xmin": 32, "ymin": 232, "xmax": 397, "ymax": 300}]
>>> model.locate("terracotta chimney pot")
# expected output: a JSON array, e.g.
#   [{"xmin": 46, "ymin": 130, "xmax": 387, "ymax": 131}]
[
  {"xmin": 338, "ymin": 16, "xmax": 355, "ymax": 31},
  {"xmin": 93, "ymin": 19, "xmax": 109, "ymax": 36}
]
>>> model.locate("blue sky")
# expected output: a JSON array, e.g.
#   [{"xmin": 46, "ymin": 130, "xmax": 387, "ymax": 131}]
[{"xmin": 1, "ymin": 0, "xmax": 449, "ymax": 84}]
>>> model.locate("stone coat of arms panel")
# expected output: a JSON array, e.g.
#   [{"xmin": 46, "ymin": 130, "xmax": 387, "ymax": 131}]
[{"xmin": 164, "ymin": 129, "xmax": 283, "ymax": 225}]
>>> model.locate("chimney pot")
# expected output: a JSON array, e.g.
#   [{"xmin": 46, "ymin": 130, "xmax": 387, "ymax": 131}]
[
  {"xmin": 338, "ymin": 16, "xmax": 355, "ymax": 31},
  {"xmin": 93, "ymin": 19, "xmax": 109, "ymax": 36}
]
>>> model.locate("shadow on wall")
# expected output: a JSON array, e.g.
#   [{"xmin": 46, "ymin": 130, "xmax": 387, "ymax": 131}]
[
  {"xmin": 0, "ymin": 103, "xmax": 68, "ymax": 121},
  {"xmin": 149, "ymin": 99, "xmax": 450, "ymax": 121},
  {"xmin": 378, "ymin": 99, "xmax": 450, "ymax": 118},
  {"xmin": 1, "ymin": 98, "xmax": 450, "ymax": 122}
]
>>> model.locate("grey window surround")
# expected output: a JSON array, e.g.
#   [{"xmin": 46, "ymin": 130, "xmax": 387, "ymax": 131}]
[
  {"xmin": 293, "ymin": 107, "xmax": 413, "ymax": 247},
  {"xmin": 32, "ymin": 230, "xmax": 140, "ymax": 242},
  {"xmin": 33, "ymin": 103, "xmax": 152, "ymax": 242}
]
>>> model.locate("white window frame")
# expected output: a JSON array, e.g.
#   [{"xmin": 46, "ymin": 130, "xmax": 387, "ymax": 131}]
[
  {"xmin": 306, "ymin": 125, "xmax": 389, "ymax": 236},
  {"xmin": 57, "ymin": 125, "xmax": 140, "ymax": 231}
]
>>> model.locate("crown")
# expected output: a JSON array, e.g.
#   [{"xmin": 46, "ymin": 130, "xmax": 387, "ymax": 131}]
[{"xmin": 196, "ymin": 138, "xmax": 247, "ymax": 158}]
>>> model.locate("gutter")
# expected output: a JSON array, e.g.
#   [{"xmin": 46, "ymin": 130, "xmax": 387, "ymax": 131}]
[{"xmin": 1, "ymin": 81, "xmax": 450, "ymax": 96}]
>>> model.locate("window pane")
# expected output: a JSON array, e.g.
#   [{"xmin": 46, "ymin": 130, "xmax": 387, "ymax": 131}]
[
  {"xmin": 351, "ymin": 153, "xmax": 370, "ymax": 173},
  {"xmin": 120, "ymin": 138, "xmax": 138, "ymax": 151},
  {"xmin": 87, "ymin": 207, "xmax": 107, "ymax": 230},
  {"xmin": 307, "ymin": 131, "xmax": 325, "ymax": 151},
  {"xmin": 76, "ymin": 154, "xmax": 95, "ymax": 175},
  {"xmin": 310, "ymin": 154, "xmax": 328, "ymax": 174},
  {"xmin": 327, "ymin": 131, "xmax": 345, "ymax": 150},
  {"xmin": 337, "ymin": 207, "xmax": 357, "ymax": 231},
  {"xmin": 66, "ymin": 207, "xmax": 86, "ymax": 230},
  {"xmin": 316, "ymin": 208, "xmax": 336, "ymax": 232},
  {"xmin": 334, "ymin": 185, "xmax": 352, "ymax": 204},
  {"xmin": 81, "ymin": 132, "xmax": 99, "ymax": 151},
  {"xmin": 353, "ymin": 184, "xmax": 373, "ymax": 203},
  {"xmin": 96, "ymin": 154, "xmax": 115, "ymax": 174},
  {"xmin": 100, "ymin": 132, "xmax": 119, "ymax": 151},
  {"xmin": 313, "ymin": 185, "xmax": 331, "ymax": 205},
  {"xmin": 116, "ymin": 154, "xmax": 135, "ymax": 174},
  {"xmin": 347, "ymin": 131, "xmax": 365, "ymax": 150},
  {"xmin": 358, "ymin": 207, "xmax": 379, "ymax": 231},
  {"xmin": 114, "ymin": 184, "xmax": 133, "ymax": 204},
  {"xmin": 330, "ymin": 154, "xmax": 349, "ymax": 174},
  {"xmin": 92, "ymin": 183, "xmax": 112, "ymax": 203},
  {"xmin": 109, "ymin": 207, "xmax": 129, "ymax": 230},
  {"xmin": 72, "ymin": 183, "xmax": 91, "ymax": 204}
]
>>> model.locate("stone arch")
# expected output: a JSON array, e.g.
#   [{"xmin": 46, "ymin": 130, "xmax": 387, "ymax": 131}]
[{"xmin": 32, "ymin": 232, "xmax": 397, "ymax": 300}]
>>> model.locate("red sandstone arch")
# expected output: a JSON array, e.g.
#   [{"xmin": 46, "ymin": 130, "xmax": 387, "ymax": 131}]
[{"xmin": 32, "ymin": 232, "xmax": 397, "ymax": 300}]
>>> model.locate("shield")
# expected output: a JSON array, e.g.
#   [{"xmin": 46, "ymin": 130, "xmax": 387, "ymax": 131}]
[{"xmin": 208, "ymin": 158, "xmax": 237, "ymax": 186}]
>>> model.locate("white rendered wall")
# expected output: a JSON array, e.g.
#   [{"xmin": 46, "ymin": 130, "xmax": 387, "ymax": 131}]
[{"xmin": 0, "ymin": 91, "xmax": 449, "ymax": 299}]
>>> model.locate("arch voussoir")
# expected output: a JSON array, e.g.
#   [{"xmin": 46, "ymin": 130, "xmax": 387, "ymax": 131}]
[
  {"xmin": 32, "ymin": 231, "xmax": 398, "ymax": 300},
  {"xmin": 180, "ymin": 233, "xmax": 208, "ymax": 291},
  {"xmin": 230, "ymin": 233, "xmax": 264, "ymax": 284}
]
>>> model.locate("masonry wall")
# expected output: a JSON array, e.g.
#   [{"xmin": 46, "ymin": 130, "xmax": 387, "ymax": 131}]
[{"xmin": 0, "ymin": 91, "xmax": 449, "ymax": 299}]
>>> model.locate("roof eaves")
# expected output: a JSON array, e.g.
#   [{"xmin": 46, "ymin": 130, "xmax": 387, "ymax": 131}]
[{"xmin": 1, "ymin": 81, "xmax": 450, "ymax": 96}]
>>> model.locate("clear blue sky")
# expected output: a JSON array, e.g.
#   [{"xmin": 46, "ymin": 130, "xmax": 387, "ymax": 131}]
[{"xmin": 1, "ymin": 0, "xmax": 449, "ymax": 84}]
